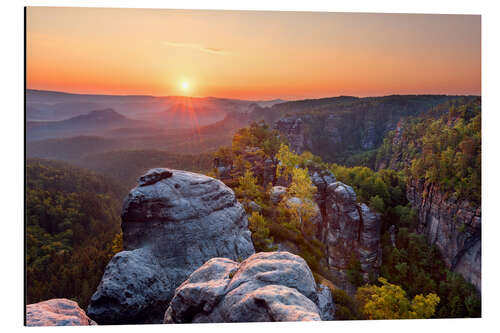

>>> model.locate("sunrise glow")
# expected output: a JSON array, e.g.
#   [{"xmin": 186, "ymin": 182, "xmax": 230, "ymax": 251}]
[
  {"xmin": 180, "ymin": 81, "xmax": 190, "ymax": 94},
  {"xmin": 26, "ymin": 8, "xmax": 481, "ymax": 99}
]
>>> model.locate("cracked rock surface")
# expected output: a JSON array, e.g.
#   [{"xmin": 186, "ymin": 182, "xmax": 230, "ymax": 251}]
[
  {"xmin": 165, "ymin": 251, "xmax": 334, "ymax": 323},
  {"xmin": 87, "ymin": 168, "xmax": 255, "ymax": 324}
]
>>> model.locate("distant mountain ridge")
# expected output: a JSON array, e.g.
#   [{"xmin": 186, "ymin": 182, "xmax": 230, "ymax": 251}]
[{"xmin": 26, "ymin": 108, "xmax": 145, "ymax": 141}]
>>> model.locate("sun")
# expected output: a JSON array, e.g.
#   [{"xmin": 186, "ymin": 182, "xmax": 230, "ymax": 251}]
[{"xmin": 180, "ymin": 81, "xmax": 190, "ymax": 92}]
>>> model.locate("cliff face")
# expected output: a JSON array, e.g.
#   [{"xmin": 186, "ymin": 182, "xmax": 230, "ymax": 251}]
[
  {"xmin": 272, "ymin": 163, "xmax": 382, "ymax": 292},
  {"xmin": 274, "ymin": 114, "xmax": 399, "ymax": 162},
  {"xmin": 87, "ymin": 168, "xmax": 255, "ymax": 324},
  {"xmin": 273, "ymin": 117, "xmax": 311, "ymax": 154},
  {"xmin": 317, "ymin": 180, "xmax": 382, "ymax": 292},
  {"xmin": 407, "ymin": 178, "xmax": 481, "ymax": 291},
  {"xmin": 216, "ymin": 148, "xmax": 383, "ymax": 292}
]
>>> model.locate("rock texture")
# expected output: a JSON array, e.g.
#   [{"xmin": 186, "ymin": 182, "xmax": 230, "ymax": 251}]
[
  {"xmin": 87, "ymin": 168, "xmax": 255, "ymax": 324},
  {"xmin": 265, "ymin": 159, "xmax": 382, "ymax": 292},
  {"xmin": 164, "ymin": 252, "xmax": 334, "ymax": 323},
  {"xmin": 316, "ymin": 284, "xmax": 335, "ymax": 321},
  {"xmin": 270, "ymin": 186, "xmax": 287, "ymax": 204},
  {"xmin": 407, "ymin": 178, "xmax": 481, "ymax": 291},
  {"xmin": 319, "ymin": 182, "xmax": 382, "ymax": 292},
  {"xmin": 274, "ymin": 114, "xmax": 398, "ymax": 158},
  {"xmin": 26, "ymin": 299, "xmax": 96, "ymax": 326},
  {"xmin": 274, "ymin": 117, "xmax": 309, "ymax": 154}
]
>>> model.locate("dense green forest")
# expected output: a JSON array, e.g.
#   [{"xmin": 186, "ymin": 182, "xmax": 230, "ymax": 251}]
[
  {"xmin": 77, "ymin": 150, "xmax": 214, "ymax": 189},
  {"xmin": 26, "ymin": 159, "xmax": 124, "ymax": 308},
  {"xmin": 213, "ymin": 120, "xmax": 481, "ymax": 319},
  {"xmin": 376, "ymin": 97, "xmax": 481, "ymax": 203},
  {"xmin": 25, "ymin": 97, "xmax": 481, "ymax": 320}
]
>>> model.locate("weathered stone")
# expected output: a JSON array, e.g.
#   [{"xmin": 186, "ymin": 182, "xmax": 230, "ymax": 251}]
[
  {"xmin": 26, "ymin": 299, "xmax": 96, "ymax": 326},
  {"xmin": 87, "ymin": 168, "xmax": 255, "ymax": 324},
  {"xmin": 407, "ymin": 178, "xmax": 481, "ymax": 291},
  {"xmin": 137, "ymin": 168, "xmax": 172, "ymax": 186},
  {"xmin": 274, "ymin": 117, "xmax": 308, "ymax": 154},
  {"xmin": 270, "ymin": 186, "xmax": 287, "ymax": 204},
  {"xmin": 317, "ymin": 284, "xmax": 335, "ymax": 321},
  {"xmin": 248, "ymin": 200, "xmax": 262, "ymax": 213},
  {"xmin": 165, "ymin": 252, "xmax": 324, "ymax": 323},
  {"xmin": 321, "ymin": 182, "xmax": 382, "ymax": 291}
]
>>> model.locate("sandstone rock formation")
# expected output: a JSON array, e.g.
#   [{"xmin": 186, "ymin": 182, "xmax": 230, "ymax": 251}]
[
  {"xmin": 274, "ymin": 117, "xmax": 309, "ymax": 154},
  {"xmin": 316, "ymin": 284, "xmax": 335, "ymax": 321},
  {"xmin": 164, "ymin": 252, "xmax": 334, "ymax": 323},
  {"xmin": 318, "ymin": 182, "xmax": 382, "ymax": 292},
  {"xmin": 407, "ymin": 178, "xmax": 481, "ymax": 291},
  {"xmin": 26, "ymin": 299, "xmax": 96, "ymax": 326},
  {"xmin": 87, "ymin": 168, "xmax": 255, "ymax": 324},
  {"xmin": 270, "ymin": 185, "xmax": 287, "ymax": 204},
  {"xmin": 269, "ymin": 161, "xmax": 381, "ymax": 292},
  {"xmin": 274, "ymin": 114, "xmax": 399, "ymax": 159}
]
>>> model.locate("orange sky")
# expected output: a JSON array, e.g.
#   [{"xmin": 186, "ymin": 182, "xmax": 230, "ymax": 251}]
[{"xmin": 26, "ymin": 7, "xmax": 481, "ymax": 100}]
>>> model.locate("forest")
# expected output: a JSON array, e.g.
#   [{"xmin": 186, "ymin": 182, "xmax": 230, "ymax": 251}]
[
  {"xmin": 25, "ymin": 97, "xmax": 481, "ymax": 319},
  {"xmin": 26, "ymin": 159, "xmax": 124, "ymax": 308},
  {"xmin": 215, "ymin": 121, "xmax": 480, "ymax": 319}
]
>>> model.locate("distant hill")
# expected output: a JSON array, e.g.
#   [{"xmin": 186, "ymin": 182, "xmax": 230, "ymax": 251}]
[
  {"xmin": 254, "ymin": 99, "xmax": 286, "ymax": 107},
  {"xmin": 25, "ymin": 89, "xmax": 260, "ymax": 123},
  {"xmin": 26, "ymin": 109, "xmax": 147, "ymax": 141}
]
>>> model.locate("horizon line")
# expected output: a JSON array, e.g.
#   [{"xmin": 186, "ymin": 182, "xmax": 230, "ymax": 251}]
[{"xmin": 25, "ymin": 88, "xmax": 481, "ymax": 103}]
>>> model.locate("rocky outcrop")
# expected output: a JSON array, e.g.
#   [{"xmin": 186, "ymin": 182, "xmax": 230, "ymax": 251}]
[
  {"xmin": 270, "ymin": 186, "xmax": 287, "ymax": 204},
  {"xmin": 320, "ymin": 182, "xmax": 382, "ymax": 292},
  {"xmin": 274, "ymin": 117, "xmax": 309, "ymax": 154},
  {"xmin": 407, "ymin": 178, "xmax": 481, "ymax": 291},
  {"xmin": 164, "ymin": 252, "xmax": 334, "ymax": 323},
  {"xmin": 269, "ymin": 161, "xmax": 382, "ymax": 293},
  {"xmin": 324, "ymin": 114, "xmax": 343, "ymax": 145},
  {"xmin": 214, "ymin": 148, "xmax": 276, "ymax": 186},
  {"xmin": 274, "ymin": 114, "xmax": 399, "ymax": 158},
  {"xmin": 316, "ymin": 284, "xmax": 335, "ymax": 320},
  {"xmin": 26, "ymin": 299, "xmax": 96, "ymax": 326},
  {"xmin": 87, "ymin": 168, "xmax": 255, "ymax": 324}
]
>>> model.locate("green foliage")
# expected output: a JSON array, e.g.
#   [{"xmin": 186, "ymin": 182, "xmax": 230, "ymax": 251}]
[
  {"xmin": 276, "ymin": 144, "xmax": 301, "ymax": 180},
  {"xmin": 78, "ymin": 149, "xmax": 214, "ymax": 189},
  {"xmin": 232, "ymin": 121, "xmax": 284, "ymax": 157},
  {"xmin": 254, "ymin": 95, "xmax": 468, "ymax": 165},
  {"xmin": 26, "ymin": 159, "xmax": 123, "ymax": 308},
  {"xmin": 331, "ymin": 288, "xmax": 360, "ymax": 320},
  {"xmin": 284, "ymin": 168, "xmax": 318, "ymax": 234},
  {"xmin": 346, "ymin": 255, "xmax": 364, "ymax": 287},
  {"xmin": 329, "ymin": 164, "xmax": 406, "ymax": 212},
  {"xmin": 356, "ymin": 278, "xmax": 439, "ymax": 319},
  {"xmin": 248, "ymin": 212, "xmax": 276, "ymax": 252},
  {"xmin": 235, "ymin": 170, "xmax": 264, "ymax": 205},
  {"xmin": 380, "ymin": 228, "xmax": 481, "ymax": 318},
  {"xmin": 376, "ymin": 98, "xmax": 481, "ymax": 204},
  {"xmin": 369, "ymin": 195, "xmax": 385, "ymax": 213}
]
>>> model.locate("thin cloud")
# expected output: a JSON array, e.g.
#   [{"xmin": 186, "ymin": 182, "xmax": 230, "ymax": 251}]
[{"xmin": 163, "ymin": 41, "xmax": 227, "ymax": 55}]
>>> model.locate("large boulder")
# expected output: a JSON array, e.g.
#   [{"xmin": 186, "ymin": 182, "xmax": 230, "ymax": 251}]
[
  {"xmin": 164, "ymin": 252, "xmax": 333, "ymax": 323},
  {"xmin": 26, "ymin": 299, "xmax": 96, "ymax": 326},
  {"xmin": 87, "ymin": 168, "xmax": 255, "ymax": 324}
]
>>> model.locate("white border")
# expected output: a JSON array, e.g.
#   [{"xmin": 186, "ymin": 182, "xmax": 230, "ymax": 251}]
[{"xmin": 2, "ymin": 1, "xmax": 499, "ymax": 332}]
